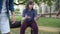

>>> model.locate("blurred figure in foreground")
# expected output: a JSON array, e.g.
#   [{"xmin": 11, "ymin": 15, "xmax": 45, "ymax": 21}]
[{"xmin": 0, "ymin": 0, "xmax": 15, "ymax": 34}]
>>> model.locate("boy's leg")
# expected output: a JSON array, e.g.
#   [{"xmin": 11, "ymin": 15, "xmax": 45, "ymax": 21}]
[
  {"xmin": 30, "ymin": 21, "xmax": 38, "ymax": 34},
  {"xmin": 0, "ymin": 13, "xmax": 10, "ymax": 34},
  {"xmin": 20, "ymin": 22, "xmax": 28, "ymax": 34}
]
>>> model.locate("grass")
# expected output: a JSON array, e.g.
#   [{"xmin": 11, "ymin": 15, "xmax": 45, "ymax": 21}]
[{"xmin": 37, "ymin": 17, "xmax": 60, "ymax": 28}]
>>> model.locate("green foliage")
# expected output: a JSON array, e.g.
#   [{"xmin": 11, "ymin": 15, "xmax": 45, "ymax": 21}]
[
  {"xmin": 33, "ymin": 0, "xmax": 39, "ymax": 5},
  {"xmin": 47, "ymin": 0, "xmax": 52, "ymax": 6},
  {"xmin": 15, "ymin": 9, "xmax": 20, "ymax": 11},
  {"xmin": 43, "ymin": 0, "xmax": 47, "ymax": 3},
  {"xmin": 14, "ymin": 0, "xmax": 55, "ymax": 6},
  {"xmin": 14, "ymin": 0, "xmax": 28, "ymax": 5},
  {"xmin": 14, "ymin": 9, "xmax": 21, "ymax": 14}
]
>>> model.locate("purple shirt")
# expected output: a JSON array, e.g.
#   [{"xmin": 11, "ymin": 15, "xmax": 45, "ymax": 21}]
[{"xmin": 22, "ymin": 9, "xmax": 37, "ymax": 22}]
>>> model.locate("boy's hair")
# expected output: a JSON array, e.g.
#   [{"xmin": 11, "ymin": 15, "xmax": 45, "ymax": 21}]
[{"xmin": 26, "ymin": 1, "xmax": 34, "ymax": 10}]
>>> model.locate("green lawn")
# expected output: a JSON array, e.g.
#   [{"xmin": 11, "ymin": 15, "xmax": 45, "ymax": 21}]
[
  {"xmin": 13, "ymin": 16, "xmax": 60, "ymax": 28},
  {"xmin": 37, "ymin": 17, "xmax": 60, "ymax": 28}
]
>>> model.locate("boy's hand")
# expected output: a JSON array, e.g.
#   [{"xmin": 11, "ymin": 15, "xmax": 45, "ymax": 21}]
[
  {"xmin": 25, "ymin": 14, "xmax": 31, "ymax": 19},
  {"xmin": 34, "ymin": 14, "xmax": 40, "ymax": 21},
  {"xmin": 11, "ymin": 12, "xmax": 16, "ymax": 24},
  {"xmin": 11, "ymin": 16, "xmax": 16, "ymax": 24}
]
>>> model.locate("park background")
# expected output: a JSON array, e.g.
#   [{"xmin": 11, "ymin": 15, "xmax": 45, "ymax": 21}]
[{"xmin": 2, "ymin": 0, "xmax": 60, "ymax": 34}]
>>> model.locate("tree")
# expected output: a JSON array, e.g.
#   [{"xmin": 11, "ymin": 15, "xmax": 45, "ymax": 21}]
[
  {"xmin": 55, "ymin": 0, "xmax": 60, "ymax": 11},
  {"xmin": 14, "ymin": 0, "xmax": 28, "ymax": 5},
  {"xmin": 47, "ymin": 0, "xmax": 53, "ymax": 17}
]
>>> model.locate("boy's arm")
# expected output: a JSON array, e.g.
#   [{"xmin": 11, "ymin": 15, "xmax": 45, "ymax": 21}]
[
  {"xmin": 9, "ymin": 0, "xmax": 14, "ymax": 12},
  {"xmin": 9, "ymin": 0, "xmax": 15, "ymax": 24},
  {"xmin": 34, "ymin": 10, "xmax": 40, "ymax": 21}
]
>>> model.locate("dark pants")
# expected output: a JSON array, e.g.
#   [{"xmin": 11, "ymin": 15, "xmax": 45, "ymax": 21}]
[{"xmin": 20, "ymin": 21, "xmax": 38, "ymax": 34}]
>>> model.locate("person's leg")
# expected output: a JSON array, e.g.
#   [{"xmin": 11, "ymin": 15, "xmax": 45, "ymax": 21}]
[
  {"xmin": 30, "ymin": 21, "xmax": 38, "ymax": 34},
  {"xmin": 0, "ymin": 13, "xmax": 10, "ymax": 34},
  {"xmin": 20, "ymin": 22, "xmax": 28, "ymax": 34}
]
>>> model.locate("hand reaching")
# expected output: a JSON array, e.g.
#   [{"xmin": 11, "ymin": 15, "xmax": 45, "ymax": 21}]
[{"xmin": 25, "ymin": 14, "xmax": 31, "ymax": 19}]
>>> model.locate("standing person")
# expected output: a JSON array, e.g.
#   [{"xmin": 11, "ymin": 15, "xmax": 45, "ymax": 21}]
[
  {"xmin": 55, "ymin": 8, "xmax": 60, "ymax": 18},
  {"xmin": 20, "ymin": 1, "xmax": 40, "ymax": 34},
  {"xmin": 56, "ymin": 8, "xmax": 60, "ymax": 16},
  {"xmin": 0, "ymin": 0, "xmax": 15, "ymax": 34}
]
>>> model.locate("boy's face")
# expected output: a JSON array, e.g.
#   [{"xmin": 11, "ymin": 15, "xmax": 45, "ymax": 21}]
[{"xmin": 29, "ymin": 4, "xmax": 34, "ymax": 9}]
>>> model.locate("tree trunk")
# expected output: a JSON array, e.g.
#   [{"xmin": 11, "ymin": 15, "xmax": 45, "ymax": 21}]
[{"xmin": 50, "ymin": 6, "xmax": 51, "ymax": 17}]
